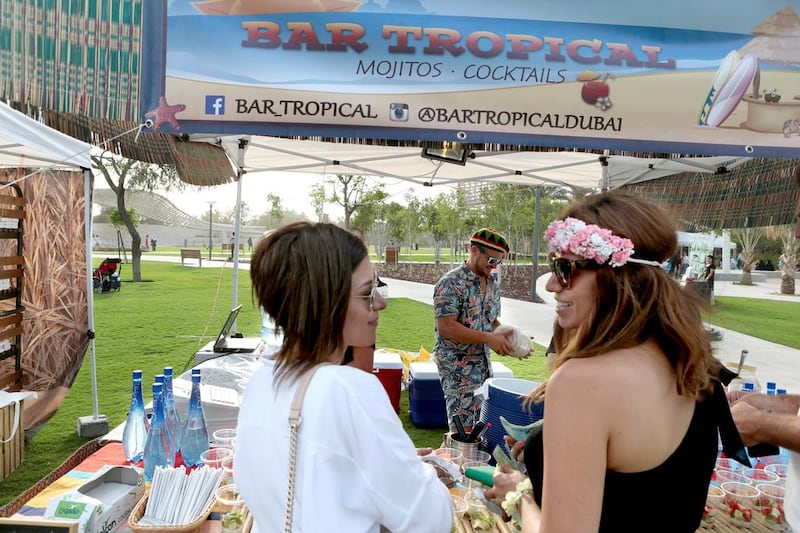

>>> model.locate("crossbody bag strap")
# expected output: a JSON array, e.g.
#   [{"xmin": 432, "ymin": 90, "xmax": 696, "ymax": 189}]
[{"xmin": 284, "ymin": 363, "xmax": 331, "ymax": 533}]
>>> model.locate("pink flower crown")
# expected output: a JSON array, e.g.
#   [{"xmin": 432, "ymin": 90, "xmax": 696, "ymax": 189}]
[{"xmin": 544, "ymin": 217, "xmax": 662, "ymax": 268}]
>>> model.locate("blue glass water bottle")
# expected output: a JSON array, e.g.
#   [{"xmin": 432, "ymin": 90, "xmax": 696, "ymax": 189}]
[
  {"xmin": 143, "ymin": 382, "xmax": 174, "ymax": 480},
  {"xmin": 163, "ymin": 367, "xmax": 182, "ymax": 453},
  {"xmin": 122, "ymin": 370, "xmax": 148, "ymax": 463},
  {"xmin": 154, "ymin": 374, "xmax": 177, "ymax": 459},
  {"xmin": 180, "ymin": 368, "xmax": 209, "ymax": 467}
]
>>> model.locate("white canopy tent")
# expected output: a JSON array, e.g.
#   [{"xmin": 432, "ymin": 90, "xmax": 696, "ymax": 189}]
[
  {"xmin": 197, "ymin": 135, "xmax": 753, "ymax": 191},
  {"xmin": 0, "ymin": 102, "xmax": 106, "ymax": 435},
  {"xmin": 188, "ymin": 134, "xmax": 755, "ymax": 306}
]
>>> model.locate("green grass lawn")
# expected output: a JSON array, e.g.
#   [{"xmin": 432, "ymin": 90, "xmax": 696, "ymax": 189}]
[
  {"xmin": 0, "ymin": 261, "xmax": 796, "ymax": 506},
  {"xmin": 705, "ymin": 297, "xmax": 800, "ymax": 349}
]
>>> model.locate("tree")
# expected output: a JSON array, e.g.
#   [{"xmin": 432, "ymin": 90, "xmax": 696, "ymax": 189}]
[
  {"xmin": 403, "ymin": 190, "xmax": 423, "ymax": 255},
  {"xmin": 309, "ymin": 183, "xmax": 326, "ymax": 222},
  {"xmin": 420, "ymin": 190, "xmax": 475, "ymax": 264},
  {"xmin": 382, "ymin": 201, "xmax": 407, "ymax": 244},
  {"xmin": 266, "ymin": 193, "xmax": 285, "ymax": 226},
  {"xmin": 109, "ymin": 208, "xmax": 138, "ymax": 231},
  {"xmin": 327, "ymin": 174, "xmax": 388, "ymax": 230},
  {"xmin": 351, "ymin": 190, "xmax": 388, "ymax": 238},
  {"xmin": 730, "ymin": 227, "xmax": 765, "ymax": 286},
  {"xmin": 92, "ymin": 153, "xmax": 182, "ymax": 282},
  {"xmin": 773, "ymin": 225, "xmax": 798, "ymax": 295}
]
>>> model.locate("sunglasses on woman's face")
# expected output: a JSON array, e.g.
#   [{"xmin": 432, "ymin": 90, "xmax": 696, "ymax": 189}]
[
  {"xmin": 352, "ymin": 273, "xmax": 379, "ymax": 311},
  {"xmin": 549, "ymin": 254, "xmax": 599, "ymax": 289}
]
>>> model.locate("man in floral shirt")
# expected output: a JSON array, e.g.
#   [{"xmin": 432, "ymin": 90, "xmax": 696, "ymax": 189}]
[{"xmin": 434, "ymin": 228, "xmax": 515, "ymax": 433}]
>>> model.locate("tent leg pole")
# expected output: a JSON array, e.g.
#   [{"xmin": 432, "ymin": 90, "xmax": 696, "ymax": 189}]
[
  {"xmin": 78, "ymin": 167, "xmax": 109, "ymax": 438},
  {"xmin": 530, "ymin": 186, "xmax": 545, "ymax": 304},
  {"xmin": 230, "ymin": 138, "xmax": 247, "ymax": 333}
]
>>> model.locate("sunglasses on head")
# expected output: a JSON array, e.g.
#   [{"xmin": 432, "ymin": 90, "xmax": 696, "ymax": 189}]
[
  {"xmin": 549, "ymin": 254, "xmax": 600, "ymax": 289},
  {"xmin": 476, "ymin": 246, "xmax": 503, "ymax": 266}
]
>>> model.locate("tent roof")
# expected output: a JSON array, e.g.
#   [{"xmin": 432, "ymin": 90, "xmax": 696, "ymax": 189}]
[
  {"xmin": 0, "ymin": 101, "xmax": 91, "ymax": 169},
  {"xmin": 194, "ymin": 135, "xmax": 753, "ymax": 191}
]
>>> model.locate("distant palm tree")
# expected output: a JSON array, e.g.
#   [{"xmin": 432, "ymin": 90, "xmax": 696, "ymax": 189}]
[
  {"xmin": 730, "ymin": 227, "xmax": 765, "ymax": 285},
  {"xmin": 774, "ymin": 225, "xmax": 797, "ymax": 295}
]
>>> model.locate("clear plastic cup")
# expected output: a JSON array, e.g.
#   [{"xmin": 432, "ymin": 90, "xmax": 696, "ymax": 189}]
[
  {"xmin": 200, "ymin": 446, "xmax": 233, "ymax": 469},
  {"xmin": 215, "ymin": 483, "xmax": 244, "ymax": 510},
  {"xmin": 716, "ymin": 456, "xmax": 744, "ymax": 472},
  {"xmin": 461, "ymin": 449, "xmax": 491, "ymax": 465},
  {"xmin": 213, "ymin": 428, "xmax": 238, "ymax": 449},
  {"xmin": 714, "ymin": 468, "xmax": 746, "ymax": 485},
  {"xmin": 221, "ymin": 455, "xmax": 235, "ymax": 485},
  {"xmin": 764, "ymin": 463, "xmax": 788, "ymax": 480},
  {"xmin": 742, "ymin": 467, "xmax": 780, "ymax": 486},
  {"xmin": 432, "ymin": 447, "xmax": 463, "ymax": 465},
  {"xmin": 700, "ymin": 485, "xmax": 724, "ymax": 529},
  {"xmin": 707, "ymin": 484, "xmax": 725, "ymax": 511},
  {"xmin": 451, "ymin": 495, "xmax": 468, "ymax": 522},
  {"xmin": 720, "ymin": 481, "xmax": 759, "ymax": 528},
  {"xmin": 756, "ymin": 484, "xmax": 786, "ymax": 532}
]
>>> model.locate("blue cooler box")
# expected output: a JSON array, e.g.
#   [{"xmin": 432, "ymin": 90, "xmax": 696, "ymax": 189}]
[{"xmin": 408, "ymin": 360, "xmax": 513, "ymax": 429}]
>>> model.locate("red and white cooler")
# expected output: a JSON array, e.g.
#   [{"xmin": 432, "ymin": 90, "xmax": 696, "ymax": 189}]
[{"xmin": 372, "ymin": 350, "xmax": 404, "ymax": 413}]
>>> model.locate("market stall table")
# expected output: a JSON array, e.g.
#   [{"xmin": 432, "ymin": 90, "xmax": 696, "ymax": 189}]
[{"xmin": 0, "ymin": 439, "xmax": 785, "ymax": 533}]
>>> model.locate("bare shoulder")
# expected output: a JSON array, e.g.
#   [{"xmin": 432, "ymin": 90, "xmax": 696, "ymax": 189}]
[{"xmin": 549, "ymin": 347, "xmax": 657, "ymax": 402}]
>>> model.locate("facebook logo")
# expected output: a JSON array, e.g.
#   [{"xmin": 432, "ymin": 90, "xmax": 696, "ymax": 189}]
[{"xmin": 205, "ymin": 95, "xmax": 225, "ymax": 115}]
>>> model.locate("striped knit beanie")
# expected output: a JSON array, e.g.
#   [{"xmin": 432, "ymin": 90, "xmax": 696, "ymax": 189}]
[{"xmin": 470, "ymin": 228, "xmax": 509, "ymax": 254}]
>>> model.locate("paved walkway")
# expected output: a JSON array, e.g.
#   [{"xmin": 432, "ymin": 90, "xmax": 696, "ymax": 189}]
[
  {"xmin": 135, "ymin": 254, "xmax": 799, "ymax": 393},
  {"xmin": 383, "ymin": 276, "xmax": 800, "ymax": 394}
]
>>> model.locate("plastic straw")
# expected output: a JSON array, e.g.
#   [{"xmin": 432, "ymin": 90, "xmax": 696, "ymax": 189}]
[{"xmin": 141, "ymin": 466, "xmax": 223, "ymax": 525}]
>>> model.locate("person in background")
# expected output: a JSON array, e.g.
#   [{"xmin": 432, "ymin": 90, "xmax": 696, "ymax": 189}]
[
  {"xmin": 486, "ymin": 193, "xmax": 727, "ymax": 532},
  {"xmin": 236, "ymin": 222, "xmax": 451, "ymax": 532},
  {"xmin": 433, "ymin": 227, "xmax": 516, "ymax": 434},
  {"xmin": 699, "ymin": 254, "xmax": 716, "ymax": 304},
  {"xmin": 729, "ymin": 391, "xmax": 800, "ymax": 530},
  {"xmin": 228, "ymin": 232, "xmax": 235, "ymax": 260},
  {"xmin": 247, "ymin": 235, "xmax": 253, "ymax": 251}
]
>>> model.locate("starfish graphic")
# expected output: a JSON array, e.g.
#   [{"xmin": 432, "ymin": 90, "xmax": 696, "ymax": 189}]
[{"xmin": 145, "ymin": 96, "xmax": 186, "ymax": 131}]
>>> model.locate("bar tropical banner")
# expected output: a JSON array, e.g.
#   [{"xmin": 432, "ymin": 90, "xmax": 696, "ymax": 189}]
[{"xmin": 141, "ymin": 1, "xmax": 800, "ymax": 156}]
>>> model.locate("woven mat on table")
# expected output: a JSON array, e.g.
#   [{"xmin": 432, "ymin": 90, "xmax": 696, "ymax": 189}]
[
  {"xmin": 0, "ymin": 438, "xmax": 114, "ymax": 517},
  {"xmin": 456, "ymin": 509, "xmax": 781, "ymax": 532},
  {"xmin": 698, "ymin": 511, "xmax": 781, "ymax": 533},
  {"xmin": 5, "ymin": 440, "xmax": 128, "ymax": 517}
]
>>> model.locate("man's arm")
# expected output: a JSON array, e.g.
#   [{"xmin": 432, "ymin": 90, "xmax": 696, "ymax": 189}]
[
  {"xmin": 436, "ymin": 316, "xmax": 513, "ymax": 355},
  {"xmin": 731, "ymin": 397, "xmax": 800, "ymax": 453},
  {"xmin": 729, "ymin": 392, "xmax": 800, "ymax": 415}
]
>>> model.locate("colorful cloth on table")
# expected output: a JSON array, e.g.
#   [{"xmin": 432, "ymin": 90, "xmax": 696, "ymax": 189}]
[
  {"xmin": 433, "ymin": 263, "xmax": 501, "ymax": 430},
  {"xmin": 18, "ymin": 442, "xmax": 129, "ymax": 514},
  {"xmin": 14, "ymin": 441, "xmax": 226, "ymax": 532}
]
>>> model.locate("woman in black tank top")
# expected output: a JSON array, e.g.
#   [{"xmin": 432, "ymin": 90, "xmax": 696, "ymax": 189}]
[{"xmin": 485, "ymin": 193, "xmax": 741, "ymax": 532}]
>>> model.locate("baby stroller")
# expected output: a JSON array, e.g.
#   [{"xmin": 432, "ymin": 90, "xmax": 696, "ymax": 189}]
[{"xmin": 93, "ymin": 258, "xmax": 122, "ymax": 293}]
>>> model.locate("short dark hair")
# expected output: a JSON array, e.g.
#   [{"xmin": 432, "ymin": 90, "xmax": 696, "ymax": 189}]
[{"xmin": 250, "ymin": 222, "xmax": 367, "ymax": 387}]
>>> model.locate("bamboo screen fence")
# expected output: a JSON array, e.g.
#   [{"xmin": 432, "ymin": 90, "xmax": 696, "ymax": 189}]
[
  {"xmin": 620, "ymin": 158, "xmax": 800, "ymax": 231},
  {"xmin": 0, "ymin": 168, "xmax": 88, "ymax": 431}
]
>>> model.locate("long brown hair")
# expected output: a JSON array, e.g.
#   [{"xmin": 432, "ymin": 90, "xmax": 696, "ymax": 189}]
[
  {"xmin": 533, "ymin": 192, "xmax": 718, "ymax": 401},
  {"xmin": 250, "ymin": 221, "xmax": 367, "ymax": 388}
]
